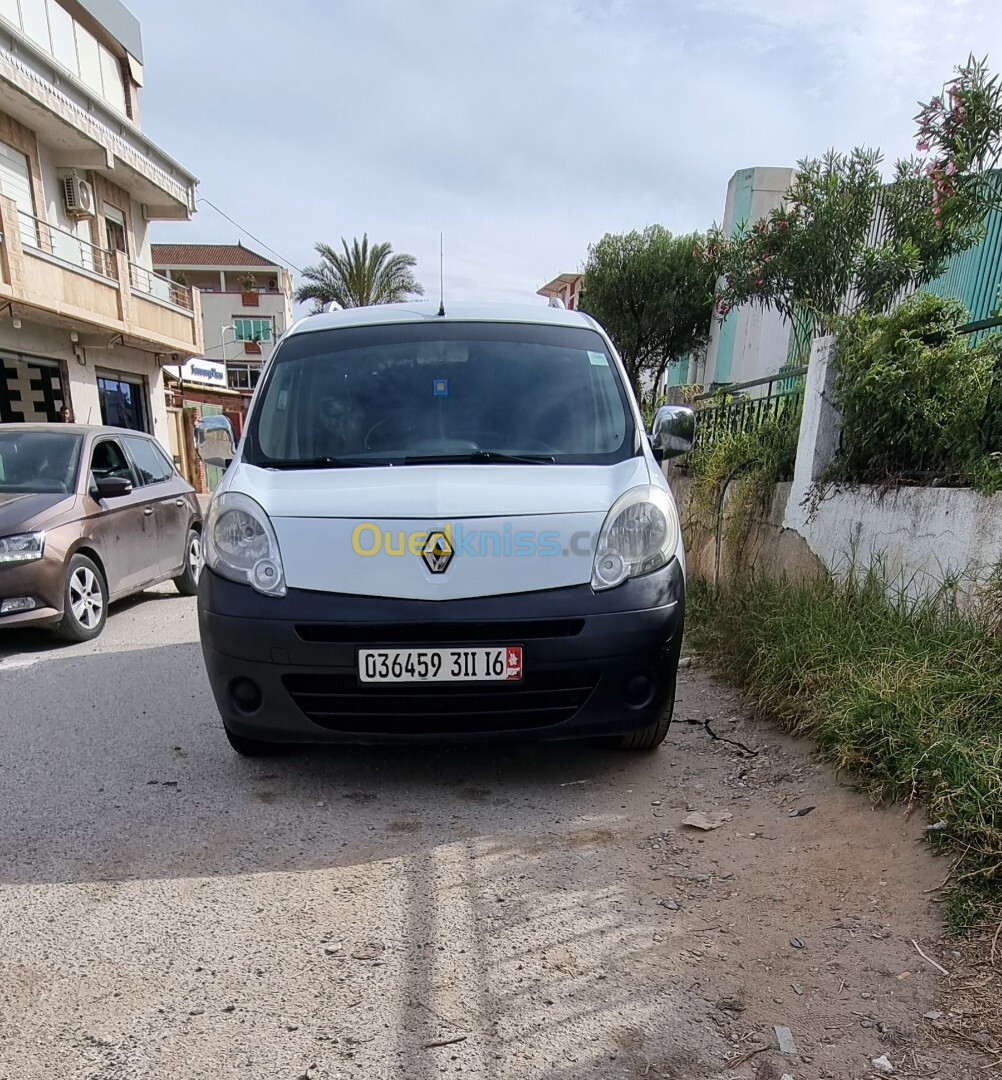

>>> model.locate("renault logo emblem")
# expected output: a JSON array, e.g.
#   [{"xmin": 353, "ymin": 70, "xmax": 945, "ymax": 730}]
[{"xmin": 422, "ymin": 530, "xmax": 454, "ymax": 574}]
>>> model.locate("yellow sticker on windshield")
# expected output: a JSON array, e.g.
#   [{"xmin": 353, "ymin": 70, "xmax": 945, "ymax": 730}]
[{"xmin": 588, "ymin": 351, "xmax": 609, "ymax": 366}]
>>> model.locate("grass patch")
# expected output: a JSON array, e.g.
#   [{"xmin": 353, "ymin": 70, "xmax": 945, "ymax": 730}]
[{"xmin": 688, "ymin": 569, "xmax": 1002, "ymax": 932}]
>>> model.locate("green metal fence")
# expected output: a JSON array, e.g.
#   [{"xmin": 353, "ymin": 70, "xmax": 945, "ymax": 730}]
[{"xmin": 693, "ymin": 367, "xmax": 807, "ymax": 451}]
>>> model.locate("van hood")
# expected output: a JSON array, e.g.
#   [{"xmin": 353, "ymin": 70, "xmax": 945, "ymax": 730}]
[
  {"xmin": 0, "ymin": 492, "xmax": 75, "ymax": 535},
  {"xmin": 227, "ymin": 457, "xmax": 655, "ymax": 600},
  {"xmin": 232, "ymin": 457, "xmax": 652, "ymax": 519}
]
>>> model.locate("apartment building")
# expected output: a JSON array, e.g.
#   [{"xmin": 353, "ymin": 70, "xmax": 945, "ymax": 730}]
[
  {"xmin": 0, "ymin": 0, "xmax": 201, "ymax": 443},
  {"xmin": 152, "ymin": 243, "xmax": 294, "ymax": 393}
]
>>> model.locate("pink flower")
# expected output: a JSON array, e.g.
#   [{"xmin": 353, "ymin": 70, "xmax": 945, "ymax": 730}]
[{"xmin": 916, "ymin": 140, "xmax": 930, "ymax": 152}]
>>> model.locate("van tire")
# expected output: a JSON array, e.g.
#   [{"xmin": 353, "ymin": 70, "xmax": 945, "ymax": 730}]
[
  {"xmin": 619, "ymin": 712, "xmax": 672, "ymax": 751},
  {"xmin": 224, "ymin": 727, "xmax": 280, "ymax": 757}
]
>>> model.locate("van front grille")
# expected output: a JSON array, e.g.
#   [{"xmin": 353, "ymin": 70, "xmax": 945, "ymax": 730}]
[
  {"xmin": 294, "ymin": 620, "xmax": 585, "ymax": 644},
  {"xmin": 282, "ymin": 669, "xmax": 598, "ymax": 734}
]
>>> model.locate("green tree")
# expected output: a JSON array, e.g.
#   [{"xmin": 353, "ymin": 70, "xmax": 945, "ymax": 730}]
[
  {"xmin": 295, "ymin": 234, "xmax": 424, "ymax": 311},
  {"xmin": 708, "ymin": 56, "xmax": 1002, "ymax": 335},
  {"xmin": 580, "ymin": 226, "xmax": 719, "ymax": 404}
]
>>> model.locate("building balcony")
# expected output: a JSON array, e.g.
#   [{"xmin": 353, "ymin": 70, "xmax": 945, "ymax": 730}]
[
  {"xmin": 0, "ymin": 195, "xmax": 203, "ymax": 356},
  {"xmin": 0, "ymin": 33, "xmax": 197, "ymax": 219}
]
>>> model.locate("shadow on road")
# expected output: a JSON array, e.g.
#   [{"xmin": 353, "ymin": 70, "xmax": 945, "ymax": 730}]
[{"xmin": 1, "ymin": 640, "xmax": 661, "ymax": 890}]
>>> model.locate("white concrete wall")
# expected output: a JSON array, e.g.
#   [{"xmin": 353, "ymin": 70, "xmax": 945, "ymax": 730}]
[
  {"xmin": 783, "ymin": 482, "xmax": 1002, "ymax": 595},
  {"xmin": 778, "ymin": 333, "xmax": 1002, "ymax": 599}
]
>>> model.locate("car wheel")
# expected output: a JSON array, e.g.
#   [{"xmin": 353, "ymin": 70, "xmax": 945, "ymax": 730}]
[
  {"xmin": 173, "ymin": 527, "xmax": 202, "ymax": 596},
  {"xmin": 55, "ymin": 555, "xmax": 108, "ymax": 643},
  {"xmin": 224, "ymin": 726, "xmax": 281, "ymax": 757}
]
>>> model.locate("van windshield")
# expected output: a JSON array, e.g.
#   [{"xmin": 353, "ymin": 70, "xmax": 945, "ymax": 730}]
[{"xmin": 244, "ymin": 322, "xmax": 636, "ymax": 467}]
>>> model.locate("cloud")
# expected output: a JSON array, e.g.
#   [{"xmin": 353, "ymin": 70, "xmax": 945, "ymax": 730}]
[{"xmin": 132, "ymin": 0, "xmax": 1001, "ymax": 306}]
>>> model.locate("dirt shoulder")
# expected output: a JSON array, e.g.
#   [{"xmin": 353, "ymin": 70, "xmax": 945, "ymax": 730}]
[{"xmin": 644, "ymin": 660, "xmax": 999, "ymax": 1080}]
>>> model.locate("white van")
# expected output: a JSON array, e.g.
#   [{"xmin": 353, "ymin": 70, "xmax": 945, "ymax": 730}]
[{"xmin": 195, "ymin": 301, "xmax": 694, "ymax": 756}]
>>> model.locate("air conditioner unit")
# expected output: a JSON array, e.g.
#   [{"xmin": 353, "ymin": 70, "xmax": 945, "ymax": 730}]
[{"xmin": 63, "ymin": 173, "xmax": 95, "ymax": 218}]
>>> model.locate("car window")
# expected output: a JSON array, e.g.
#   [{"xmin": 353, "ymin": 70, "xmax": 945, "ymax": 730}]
[
  {"xmin": 151, "ymin": 441, "xmax": 178, "ymax": 479},
  {"xmin": 90, "ymin": 439, "xmax": 135, "ymax": 484},
  {"xmin": 0, "ymin": 430, "xmax": 83, "ymax": 493},
  {"xmin": 123, "ymin": 436, "xmax": 174, "ymax": 485}
]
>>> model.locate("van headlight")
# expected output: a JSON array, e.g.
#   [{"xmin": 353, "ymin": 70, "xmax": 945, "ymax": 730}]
[
  {"xmin": 203, "ymin": 492, "xmax": 286, "ymax": 597},
  {"xmin": 591, "ymin": 486, "xmax": 679, "ymax": 591}
]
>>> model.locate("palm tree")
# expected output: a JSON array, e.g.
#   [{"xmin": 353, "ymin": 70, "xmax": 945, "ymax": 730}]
[{"xmin": 295, "ymin": 234, "xmax": 424, "ymax": 311}]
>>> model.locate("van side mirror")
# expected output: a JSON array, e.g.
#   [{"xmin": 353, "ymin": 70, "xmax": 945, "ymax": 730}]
[
  {"xmin": 195, "ymin": 415, "xmax": 236, "ymax": 469},
  {"xmin": 650, "ymin": 406, "xmax": 695, "ymax": 460}
]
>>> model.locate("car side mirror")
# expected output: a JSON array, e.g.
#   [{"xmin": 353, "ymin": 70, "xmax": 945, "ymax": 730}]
[
  {"xmin": 650, "ymin": 405, "xmax": 695, "ymax": 460},
  {"xmin": 92, "ymin": 475, "xmax": 133, "ymax": 499},
  {"xmin": 195, "ymin": 415, "xmax": 236, "ymax": 469}
]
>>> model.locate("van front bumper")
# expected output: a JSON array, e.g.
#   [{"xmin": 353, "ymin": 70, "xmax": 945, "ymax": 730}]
[{"xmin": 197, "ymin": 561, "xmax": 685, "ymax": 745}]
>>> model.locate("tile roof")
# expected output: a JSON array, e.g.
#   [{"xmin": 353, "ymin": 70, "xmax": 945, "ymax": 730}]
[{"xmin": 151, "ymin": 243, "xmax": 278, "ymax": 269}]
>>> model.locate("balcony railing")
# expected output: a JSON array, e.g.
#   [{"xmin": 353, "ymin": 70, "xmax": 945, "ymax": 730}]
[
  {"xmin": 129, "ymin": 261, "xmax": 194, "ymax": 310},
  {"xmin": 17, "ymin": 210, "xmax": 117, "ymax": 280}
]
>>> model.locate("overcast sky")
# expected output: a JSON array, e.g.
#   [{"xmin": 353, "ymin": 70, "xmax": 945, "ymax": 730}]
[{"xmin": 134, "ymin": 0, "xmax": 1001, "ymax": 308}]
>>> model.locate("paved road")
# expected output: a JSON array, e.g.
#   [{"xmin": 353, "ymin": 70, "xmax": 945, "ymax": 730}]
[{"xmin": 0, "ymin": 589, "xmax": 975, "ymax": 1079}]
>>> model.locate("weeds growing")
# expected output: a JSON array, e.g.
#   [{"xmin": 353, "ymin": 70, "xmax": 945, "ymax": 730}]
[{"xmin": 688, "ymin": 567, "xmax": 1002, "ymax": 931}]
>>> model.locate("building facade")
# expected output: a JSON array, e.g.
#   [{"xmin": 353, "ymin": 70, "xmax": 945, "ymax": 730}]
[
  {"xmin": 691, "ymin": 167, "xmax": 796, "ymax": 391},
  {"xmin": 0, "ymin": 0, "xmax": 202, "ymax": 444},
  {"xmin": 537, "ymin": 272, "xmax": 584, "ymax": 311},
  {"xmin": 152, "ymin": 243, "xmax": 294, "ymax": 393}
]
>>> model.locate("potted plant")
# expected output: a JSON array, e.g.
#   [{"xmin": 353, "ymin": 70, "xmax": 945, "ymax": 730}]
[{"xmin": 238, "ymin": 273, "xmax": 259, "ymax": 306}]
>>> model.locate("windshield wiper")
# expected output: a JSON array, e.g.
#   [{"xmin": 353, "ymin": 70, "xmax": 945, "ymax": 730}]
[
  {"xmin": 404, "ymin": 450, "xmax": 555, "ymax": 466},
  {"xmin": 258, "ymin": 456, "xmax": 393, "ymax": 470}
]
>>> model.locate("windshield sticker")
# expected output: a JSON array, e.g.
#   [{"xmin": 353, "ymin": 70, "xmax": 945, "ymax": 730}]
[
  {"xmin": 587, "ymin": 351, "xmax": 609, "ymax": 367},
  {"xmin": 433, "ymin": 378, "xmax": 449, "ymax": 396}
]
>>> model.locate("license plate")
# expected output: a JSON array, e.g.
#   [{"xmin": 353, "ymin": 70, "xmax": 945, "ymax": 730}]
[{"xmin": 358, "ymin": 646, "xmax": 523, "ymax": 683}]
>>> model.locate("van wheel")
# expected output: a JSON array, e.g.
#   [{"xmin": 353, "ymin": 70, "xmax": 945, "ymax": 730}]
[
  {"xmin": 173, "ymin": 527, "xmax": 202, "ymax": 596},
  {"xmin": 224, "ymin": 727, "xmax": 280, "ymax": 757},
  {"xmin": 619, "ymin": 712, "xmax": 672, "ymax": 751},
  {"xmin": 55, "ymin": 555, "xmax": 108, "ymax": 643}
]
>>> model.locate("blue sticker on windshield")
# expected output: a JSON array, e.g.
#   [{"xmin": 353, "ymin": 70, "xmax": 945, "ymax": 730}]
[
  {"xmin": 588, "ymin": 351, "xmax": 609, "ymax": 367},
  {"xmin": 434, "ymin": 378, "xmax": 449, "ymax": 396}
]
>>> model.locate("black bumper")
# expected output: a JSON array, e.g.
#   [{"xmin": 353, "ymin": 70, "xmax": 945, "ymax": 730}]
[{"xmin": 197, "ymin": 561, "xmax": 685, "ymax": 745}]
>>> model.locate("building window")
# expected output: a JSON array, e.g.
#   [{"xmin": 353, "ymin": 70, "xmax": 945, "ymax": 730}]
[
  {"xmin": 98, "ymin": 375, "xmax": 148, "ymax": 432},
  {"xmin": 233, "ymin": 318, "xmax": 272, "ymax": 344},
  {"xmin": 0, "ymin": 353, "xmax": 66, "ymax": 423},
  {"xmin": 227, "ymin": 364, "xmax": 261, "ymax": 391},
  {"xmin": 19, "ymin": 0, "xmax": 51, "ymax": 50},
  {"xmin": 103, "ymin": 203, "xmax": 128, "ymax": 255},
  {"xmin": 2, "ymin": 1, "xmax": 131, "ymax": 117}
]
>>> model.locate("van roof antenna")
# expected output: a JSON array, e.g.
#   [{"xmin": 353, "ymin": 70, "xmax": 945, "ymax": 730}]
[{"xmin": 437, "ymin": 233, "xmax": 446, "ymax": 317}]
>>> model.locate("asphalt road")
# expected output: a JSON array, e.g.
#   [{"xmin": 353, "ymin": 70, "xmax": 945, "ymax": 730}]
[{"xmin": 0, "ymin": 587, "xmax": 973, "ymax": 1080}]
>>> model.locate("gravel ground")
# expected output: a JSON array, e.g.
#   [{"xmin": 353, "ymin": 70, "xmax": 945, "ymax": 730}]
[{"xmin": 0, "ymin": 587, "xmax": 991, "ymax": 1079}]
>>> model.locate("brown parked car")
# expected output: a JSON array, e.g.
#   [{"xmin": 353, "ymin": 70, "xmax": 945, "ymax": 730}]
[{"xmin": 0, "ymin": 424, "xmax": 202, "ymax": 642}]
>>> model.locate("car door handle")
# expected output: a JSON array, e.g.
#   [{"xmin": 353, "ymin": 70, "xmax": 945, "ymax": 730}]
[{"xmin": 144, "ymin": 507, "xmax": 155, "ymax": 516}]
